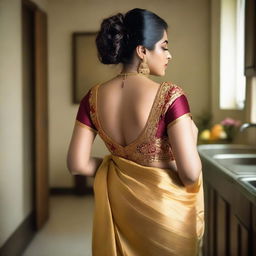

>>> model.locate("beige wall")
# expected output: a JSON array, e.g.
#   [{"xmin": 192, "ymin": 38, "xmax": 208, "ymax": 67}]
[
  {"xmin": 49, "ymin": 0, "xmax": 211, "ymax": 187},
  {"xmin": 0, "ymin": 0, "xmax": 48, "ymax": 247}
]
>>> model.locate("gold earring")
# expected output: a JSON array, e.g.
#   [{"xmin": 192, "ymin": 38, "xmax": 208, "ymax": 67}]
[{"xmin": 137, "ymin": 56, "xmax": 150, "ymax": 76}]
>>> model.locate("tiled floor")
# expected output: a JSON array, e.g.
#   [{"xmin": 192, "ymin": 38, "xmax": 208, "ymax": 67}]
[
  {"xmin": 23, "ymin": 195, "xmax": 94, "ymax": 256},
  {"xmin": 23, "ymin": 195, "xmax": 203, "ymax": 256}
]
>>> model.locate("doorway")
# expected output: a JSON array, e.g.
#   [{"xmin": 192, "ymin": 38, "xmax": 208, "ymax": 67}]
[{"xmin": 22, "ymin": 0, "xmax": 49, "ymax": 230}]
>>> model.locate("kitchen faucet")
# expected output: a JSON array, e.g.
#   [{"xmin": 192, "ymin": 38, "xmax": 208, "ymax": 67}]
[{"xmin": 239, "ymin": 122, "xmax": 256, "ymax": 132}]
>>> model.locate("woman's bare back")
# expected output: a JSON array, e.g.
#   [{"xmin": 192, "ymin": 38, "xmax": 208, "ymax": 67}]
[{"xmin": 96, "ymin": 75, "xmax": 177, "ymax": 170}]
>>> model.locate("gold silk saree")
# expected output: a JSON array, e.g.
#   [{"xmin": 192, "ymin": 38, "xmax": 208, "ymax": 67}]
[{"xmin": 92, "ymin": 154, "xmax": 204, "ymax": 256}]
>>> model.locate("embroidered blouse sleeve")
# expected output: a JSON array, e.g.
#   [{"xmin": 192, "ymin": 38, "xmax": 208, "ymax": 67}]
[
  {"xmin": 76, "ymin": 89, "xmax": 98, "ymax": 133},
  {"xmin": 164, "ymin": 86, "xmax": 192, "ymax": 128}
]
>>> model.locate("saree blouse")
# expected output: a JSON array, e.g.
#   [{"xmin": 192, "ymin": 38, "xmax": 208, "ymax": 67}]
[{"xmin": 76, "ymin": 81, "xmax": 192, "ymax": 165}]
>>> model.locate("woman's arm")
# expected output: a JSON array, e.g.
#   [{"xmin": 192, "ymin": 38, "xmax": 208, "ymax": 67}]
[
  {"xmin": 67, "ymin": 122, "xmax": 103, "ymax": 176},
  {"xmin": 88, "ymin": 156, "xmax": 104, "ymax": 177},
  {"xmin": 191, "ymin": 119, "xmax": 199, "ymax": 144},
  {"xmin": 167, "ymin": 116, "xmax": 202, "ymax": 186}
]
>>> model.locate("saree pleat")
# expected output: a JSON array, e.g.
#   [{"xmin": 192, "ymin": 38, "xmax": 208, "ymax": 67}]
[{"xmin": 92, "ymin": 154, "xmax": 204, "ymax": 256}]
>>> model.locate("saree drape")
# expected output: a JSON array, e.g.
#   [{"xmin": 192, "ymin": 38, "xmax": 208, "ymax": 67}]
[{"xmin": 92, "ymin": 154, "xmax": 204, "ymax": 256}]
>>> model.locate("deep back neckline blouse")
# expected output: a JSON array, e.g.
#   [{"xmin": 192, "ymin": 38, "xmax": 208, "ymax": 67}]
[
  {"xmin": 76, "ymin": 81, "xmax": 192, "ymax": 165},
  {"xmin": 94, "ymin": 81, "xmax": 165, "ymax": 149}
]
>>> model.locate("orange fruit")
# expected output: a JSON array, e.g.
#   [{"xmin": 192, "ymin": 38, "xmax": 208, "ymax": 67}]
[{"xmin": 210, "ymin": 124, "xmax": 224, "ymax": 140}]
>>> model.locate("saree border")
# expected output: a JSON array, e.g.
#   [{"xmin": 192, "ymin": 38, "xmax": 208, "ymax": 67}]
[{"xmin": 166, "ymin": 112, "xmax": 193, "ymax": 129}]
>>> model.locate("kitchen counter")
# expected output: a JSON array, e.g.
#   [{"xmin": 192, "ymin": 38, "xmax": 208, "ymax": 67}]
[
  {"xmin": 198, "ymin": 144, "xmax": 256, "ymax": 205},
  {"xmin": 198, "ymin": 144, "xmax": 256, "ymax": 256}
]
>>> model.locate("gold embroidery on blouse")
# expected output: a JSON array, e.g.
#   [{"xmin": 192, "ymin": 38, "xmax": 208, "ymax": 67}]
[
  {"xmin": 75, "ymin": 120, "xmax": 98, "ymax": 133},
  {"xmin": 88, "ymin": 81, "xmax": 188, "ymax": 165}
]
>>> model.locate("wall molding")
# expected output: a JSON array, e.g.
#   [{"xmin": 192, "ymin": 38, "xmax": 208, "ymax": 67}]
[
  {"xmin": 0, "ymin": 212, "xmax": 36, "ymax": 256},
  {"xmin": 50, "ymin": 187, "xmax": 94, "ymax": 196}
]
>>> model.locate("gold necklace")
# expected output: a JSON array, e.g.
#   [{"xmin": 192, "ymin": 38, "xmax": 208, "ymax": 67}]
[{"xmin": 117, "ymin": 72, "xmax": 147, "ymax": 88}]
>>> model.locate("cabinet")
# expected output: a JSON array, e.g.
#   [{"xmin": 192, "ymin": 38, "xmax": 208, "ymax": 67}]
[{"xmin": 202, "ymin": 158, "xmax": 255, "ymax": 255}]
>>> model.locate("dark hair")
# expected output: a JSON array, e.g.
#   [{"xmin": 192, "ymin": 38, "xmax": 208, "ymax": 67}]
[{"xmin": 95, "ymin": 8, "xmax": 168, "ymax": 65}]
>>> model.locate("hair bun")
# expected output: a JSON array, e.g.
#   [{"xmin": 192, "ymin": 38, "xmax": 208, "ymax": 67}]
[{"xmin": 96, "ymin": 13, "xmax": 126, "ymax": 64}]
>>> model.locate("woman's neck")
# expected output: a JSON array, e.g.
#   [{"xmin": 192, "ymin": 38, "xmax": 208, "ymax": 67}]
[{"xmin": 120, "ymin": 63, "xmax": 139, "ymax": 73}]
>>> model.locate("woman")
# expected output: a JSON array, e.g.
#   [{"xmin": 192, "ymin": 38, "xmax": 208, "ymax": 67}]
[{"xmin": 67, "ymin": 8, "xmax": 204, "ymax": 256}]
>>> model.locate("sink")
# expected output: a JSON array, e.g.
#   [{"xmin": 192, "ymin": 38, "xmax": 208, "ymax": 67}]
[
  {"xmin": 240, "ymin": 177, "xmax": 256, "ymax": 193},
  {"xmin": 198, "ymin": 144, "xmax": 256, "ymax": 203},
  {"xmin": 248, "ymin": 179, "xmax": 256, "ymax": 187},
  {"xmin": 198, "ymin": 144, "xmax": 256, "ymax": 157},
  {"xmin": 213, "ymin": 154, "xmax": 256, "ymax": 165},
  {"xmin": 198, "ymin": 144, "xmax": 256, "ymax": 175},
  {"xmin": 212, "ymin": 154, "xmax": 256, "ymax": 175}
]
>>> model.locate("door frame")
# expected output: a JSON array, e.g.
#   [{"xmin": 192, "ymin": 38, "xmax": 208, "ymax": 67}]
[{"xmin": 22, "ymin": 0, "xmax": 49, "ymax": 230}]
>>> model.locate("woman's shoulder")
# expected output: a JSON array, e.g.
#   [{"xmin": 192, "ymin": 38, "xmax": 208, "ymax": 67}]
[
  {"xmin": 82, "ymin": 82, "xmax": 102, "ymax": 97},
  {"xmin": 163, "ymin": 81, "xmax": 185, "ymax": 93},
  {"xmin": 161, "ymin": 81, "xmax": 189, "ymax": 112},
  {"xmin": 160, "ymin": 81, "xmax": 187, "ymax": 100}
]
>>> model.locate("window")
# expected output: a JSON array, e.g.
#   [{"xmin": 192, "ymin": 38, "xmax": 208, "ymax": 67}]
[{"xmin": 220, "ymin": 0, "xmax": 246, "ymax": 109}]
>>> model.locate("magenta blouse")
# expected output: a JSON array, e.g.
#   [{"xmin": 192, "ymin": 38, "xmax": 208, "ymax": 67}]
[{"xmin": 76, "ymin": 90, "xmax": 97, "ymax": 132}]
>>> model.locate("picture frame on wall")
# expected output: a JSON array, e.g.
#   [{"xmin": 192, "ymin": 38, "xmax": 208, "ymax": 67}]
[
  {"xmin": 72, "ymin": 32, "xmax": 98, "ymax": 103},
  {"xmin": 72, "ymin": 32, "xmax": 120, "ymax": 103}
]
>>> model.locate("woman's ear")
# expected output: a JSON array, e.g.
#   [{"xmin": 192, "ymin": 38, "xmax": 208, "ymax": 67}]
[{"xmin": 135, "ymin": 45, "xmax": 146, "ymax": 59}]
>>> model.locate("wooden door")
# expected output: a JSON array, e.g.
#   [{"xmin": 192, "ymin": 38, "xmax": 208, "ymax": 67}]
[{"xmin": 34, "ymin": 8, "xmax": 49, "ymax": 229}]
